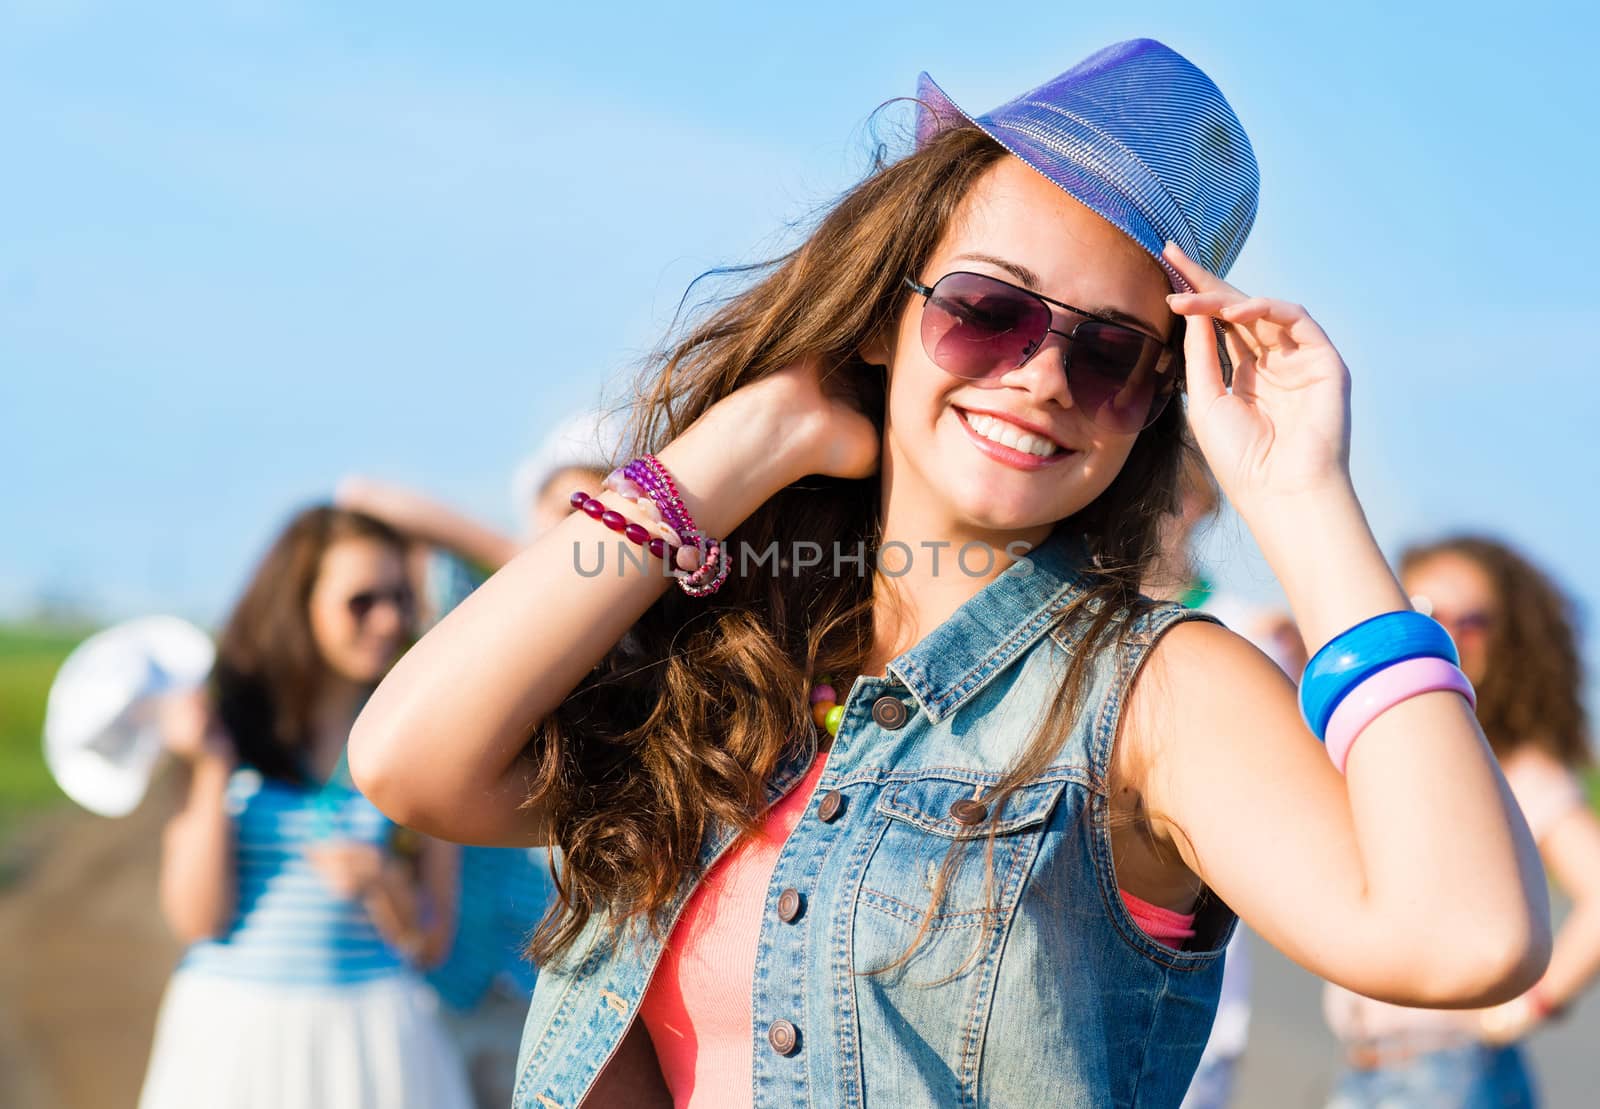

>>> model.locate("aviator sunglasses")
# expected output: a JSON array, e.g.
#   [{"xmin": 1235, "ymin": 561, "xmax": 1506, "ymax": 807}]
[
  {"xmin": 904, "ymin": 271, "xmax": 1180, "ymax": 434},
  {"xmin": 346, "ymin": 585, "xmax": 415, "ymax": 624},
  {"xmin": 1410, "ymin": 595, "xmax": 1494, "ymax": 645}
]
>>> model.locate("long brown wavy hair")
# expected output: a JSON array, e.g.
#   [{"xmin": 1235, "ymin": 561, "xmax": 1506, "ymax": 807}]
[
  {"xmin": 212, "ymin": 505, "xmax": 411, "ymax": 785},
  {"xmin": 1402, "ymin": 536, "xmax": 1591, "ymax": 768},
  {"xmin": 525, "ymin": 123, "xmax": 1201, "ymax": 965}
]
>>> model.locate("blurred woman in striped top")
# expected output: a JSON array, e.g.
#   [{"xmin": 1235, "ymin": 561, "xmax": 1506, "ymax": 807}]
[{"xmin": 137, "ymin": 505, "xmax": 473, "ymax": 1109}]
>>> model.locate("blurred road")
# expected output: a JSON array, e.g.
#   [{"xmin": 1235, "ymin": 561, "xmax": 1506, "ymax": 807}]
[{"xmin": 0, "ymin": 775, "xmax": 178, "ymax": 1109}]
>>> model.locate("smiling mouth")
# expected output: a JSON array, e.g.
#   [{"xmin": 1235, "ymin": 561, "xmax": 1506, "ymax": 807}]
[{"xmin": 958, "ymin": 408, "xmax": 1067, "ymax": 459}]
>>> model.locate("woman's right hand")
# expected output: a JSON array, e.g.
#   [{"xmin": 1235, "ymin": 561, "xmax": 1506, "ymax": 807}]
[
  {"xmin": 724, "ymin": 357, "xmax": 881, "ymax": 482},
  {"xmin": 159, "ymin": 689, "xmax": 235, "ymax": 768}
]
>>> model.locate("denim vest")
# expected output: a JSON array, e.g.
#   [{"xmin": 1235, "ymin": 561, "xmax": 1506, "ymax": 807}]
[{"xmin": 513, "ymin": 525, "xmax": 1236, "ymax": 1108}]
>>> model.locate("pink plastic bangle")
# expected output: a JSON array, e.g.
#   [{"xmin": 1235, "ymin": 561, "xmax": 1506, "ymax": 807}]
[{"xmin": 1324, "ymin": 657, "xmax": 1477, "ymax": 774}]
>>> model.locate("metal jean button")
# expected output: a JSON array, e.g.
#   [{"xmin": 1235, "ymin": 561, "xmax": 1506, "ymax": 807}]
[
  {"xmin": 767, "ymin": 1018, "xmax": 799, "ymax": 1055},
  {"xmin": 870, "ymin": 694, "xmax": 908, "ymax": 730},
  {"xmin": 949, "ymin": 798, "xmax": 988, "ymax": 825}
]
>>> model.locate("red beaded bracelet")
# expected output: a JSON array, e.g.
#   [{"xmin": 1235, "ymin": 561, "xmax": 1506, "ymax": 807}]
[
  {"xmin": 569, "ymin": 491, "xmax": 731, "ymax": 598},
  {"xmin": 1528, "ymin": 983, "xmax": 1566, "ymax": 1021},
  {"xmin": 569, "ymin": 491, "xmax": 676, "ymax": 563}
]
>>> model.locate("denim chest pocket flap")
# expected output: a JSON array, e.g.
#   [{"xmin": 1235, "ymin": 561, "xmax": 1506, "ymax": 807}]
[{"xmin": 874, "ymin": 774, "xmax": 1069, "ymax": 839}]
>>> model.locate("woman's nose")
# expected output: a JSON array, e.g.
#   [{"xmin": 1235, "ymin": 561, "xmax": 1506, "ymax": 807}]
[
  {"xmin": 999, "ymin": 331, "xmax": 1076, "ymax": 410},
  {"xmin": 366, "ymin": 603, "xmax": 408, "ymax": 640}
]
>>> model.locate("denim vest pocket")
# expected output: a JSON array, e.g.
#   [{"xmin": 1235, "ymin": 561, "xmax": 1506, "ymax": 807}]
[{"xmin": 858, "ymin": 774, "xmax": 1067, "ymax": 932}]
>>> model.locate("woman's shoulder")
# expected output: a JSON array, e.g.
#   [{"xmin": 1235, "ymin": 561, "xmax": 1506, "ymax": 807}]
[
  {"xmin": 1115, "ymin": 616, "xmax": 1296, "ymax": 773},
  {"xmin": 1063, "ymin": 593, "xmax": 1222, "ymax": 656},
  {"xmin": 1127, "ymin": 608, "xmax": 1262, "ymax": 679},
  {"xmin": 1500, "ymin": 743, "xmax": 1582, "ymax": 791},
  {"xmin": 1500, "ymin": 744, "xmax": 1587, "ymax": 842}
]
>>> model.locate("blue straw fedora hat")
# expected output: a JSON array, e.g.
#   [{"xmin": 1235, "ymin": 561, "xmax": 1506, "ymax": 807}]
[{"xmin": 915, "ymin": 38, "xmax": 1259, "ymax": 295}]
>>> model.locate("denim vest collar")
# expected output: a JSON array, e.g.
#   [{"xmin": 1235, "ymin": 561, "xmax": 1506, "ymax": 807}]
[{"xmin": 887, "ymin": 525, "xmax": 1092, "ymax": 725}]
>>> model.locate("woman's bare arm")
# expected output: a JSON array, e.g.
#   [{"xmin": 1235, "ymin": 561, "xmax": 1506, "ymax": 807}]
[
  {"xmin": 409, "ymin": 835, "xmax": 461, "ymax": 968},
  {"xmin": 158, "ymin": 749, "xmax": 238, "ymax": 943},
  {"xmin": 155, "ymin": 692, "xmax": 238, "ymax": 943},
  {"xmin": 353, "ymin": 837, "xmax": 458, "ymax": 967},
  {"xmin": 1129, "ymin": 513, "xmax": 1548, "ymax": 1008},
  {"xmin": 336, "ymin": 477, "xmax": 522, "ymax": 572},
  {"xmin": 1528, "ymin": 803, "xmax": 1600, "ymax": 1008},
  {"xmin": 348, "ymin": 366, "xmax": 878, "ymax": 846}
]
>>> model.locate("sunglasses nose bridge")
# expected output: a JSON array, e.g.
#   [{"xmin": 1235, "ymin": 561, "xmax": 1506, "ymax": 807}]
[{"xmin": 1006, "ymin": 326, "xmax": 1080, "ymax": 410}]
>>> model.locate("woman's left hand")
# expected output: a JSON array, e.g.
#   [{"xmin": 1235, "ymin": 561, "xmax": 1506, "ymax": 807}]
[
  {"xmin": 305, "ymin": 841, "xmax": 387, "ymax": 899},
  {"xmin": 1476, "ymin": 994, "xmax": 1542, "ymax": 1045},
  {"xmin": 1161, "ymin": 241, "xmax": 1352, "ymax": 509}
]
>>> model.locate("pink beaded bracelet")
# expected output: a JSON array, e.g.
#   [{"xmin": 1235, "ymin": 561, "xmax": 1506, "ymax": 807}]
[
  {"xmin": 604, "ymin": 457, "xmax": 713, "ymax": 572},
  {"xmin": 1324, "ymin": 656, "xmax": 1477, "ymax": 774},
  {"xmin": 622, "ymin": 455, "xmax": 699, "ymax": 546},
  {"xmin": 600, "ymin": 468, "xmax": 679, "ymax": 543}
]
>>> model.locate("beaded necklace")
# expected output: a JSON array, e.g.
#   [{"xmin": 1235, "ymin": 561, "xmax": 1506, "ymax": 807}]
[{"xmin": 808, "ymin": 674, "xmax": 850, "ymax": 749}]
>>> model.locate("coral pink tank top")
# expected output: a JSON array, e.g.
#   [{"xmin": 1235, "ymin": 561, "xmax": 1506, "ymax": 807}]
[{"xmin": 637, "ymin": 750, "xmax": 1195, "ymax": 1108}]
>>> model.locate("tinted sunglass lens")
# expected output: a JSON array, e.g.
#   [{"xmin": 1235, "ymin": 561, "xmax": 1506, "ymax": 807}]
[
  {"xmin": 347, "ymin": 588, "xmax": 414, "ymax": 622},
  {"xmin": 1069, "ymin": 322, "xmax": 1172, "ymax": 434},
  {"xmin": 390, "ymin": 590, "xmax": 416, "ymax": 620},
  {"xmin": 921, "ymin": 273, "xmax": 1051, "ymax": 379}
]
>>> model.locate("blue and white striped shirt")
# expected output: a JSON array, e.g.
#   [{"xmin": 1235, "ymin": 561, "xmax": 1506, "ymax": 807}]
[{"xmin": 178, "ymin": 767, "xmax": 406, "ymax": 987}]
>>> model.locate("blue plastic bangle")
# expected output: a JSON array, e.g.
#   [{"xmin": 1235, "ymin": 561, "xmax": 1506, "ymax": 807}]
[{"xmin": 1298, "ymin": 611, "xmax": 1459, "ymax": 740}]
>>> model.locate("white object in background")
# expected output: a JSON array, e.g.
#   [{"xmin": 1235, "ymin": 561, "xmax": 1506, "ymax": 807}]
[{"xmin": 43, "ymin": 615, "xmax": 215, "ymax": 817}]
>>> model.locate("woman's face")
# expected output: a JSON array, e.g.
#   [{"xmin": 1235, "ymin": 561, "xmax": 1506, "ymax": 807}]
[
  {"xmin": 1402, "ymin": 552, "xmax": 1498, "ymax": 686},
  {"xmin": 307, "ymin": 536, "xmax": 414, "ymax": 686},
  {"xmin": 875, "ymin": 156, "xmax": 1175, "ymax": 542}
]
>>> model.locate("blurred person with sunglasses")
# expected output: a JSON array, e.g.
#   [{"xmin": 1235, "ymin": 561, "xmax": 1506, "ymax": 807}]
[
  {"xmin": 335, "ymin": 406, "xmax": 622, "ymax": 1109},
  {"xmin": 1324, "ymin": 536, "xmax": 1600, "ymax": 1108},
  {"xmin": 138, "ymin": 506, "xmax": 472, "ymax": 1109},
  {"xmin": 348, "ymin": 42, "xmax": 1552, "ymax": 1109}
]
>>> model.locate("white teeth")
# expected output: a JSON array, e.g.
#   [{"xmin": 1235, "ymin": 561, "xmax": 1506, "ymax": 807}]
[{"xmin": 965, "ymin": 411, "xmax": 1060, "ymax": 457}]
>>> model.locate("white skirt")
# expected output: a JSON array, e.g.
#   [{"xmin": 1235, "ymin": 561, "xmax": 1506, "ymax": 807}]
[{"xmin": 137, "ymin": 969, "xmax": 475, "ymax": 1109}]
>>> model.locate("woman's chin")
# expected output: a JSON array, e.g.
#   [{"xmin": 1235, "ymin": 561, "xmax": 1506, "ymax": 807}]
[
  {"xmin": 926, "ymin": 480, "xmax": 1068, "ymax": 536},
  {"xmin": 326, "ymin": 658, "xmax": 394, "ymax": 689},
  {"xmin": 943, "ymin": 504, "xmax": 1063, "ymax": 543}
]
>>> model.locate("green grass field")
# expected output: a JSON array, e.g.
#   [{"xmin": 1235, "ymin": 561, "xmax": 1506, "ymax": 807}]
[{"xmin": 0, "ymin": 623, "xmax": 91, "ymax": 832}]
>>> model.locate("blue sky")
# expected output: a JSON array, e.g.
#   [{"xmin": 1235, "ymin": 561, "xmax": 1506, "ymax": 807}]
[{"xmin": 2, "ymin": 2, "xmax": 1596, "ymax": 712}]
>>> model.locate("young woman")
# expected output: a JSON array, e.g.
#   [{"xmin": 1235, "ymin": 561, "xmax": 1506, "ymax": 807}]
[
  {"xmin": 138, "ymin": 506, "xmax": 473, "ymax": 1109},
  {"xmin": 350, "ymin": 40, "xmax": 1552, "ymax": 1108},
  {"xmin": 1325, "ymin": 536, "xmax": 1600, "ymax": 1108}
]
